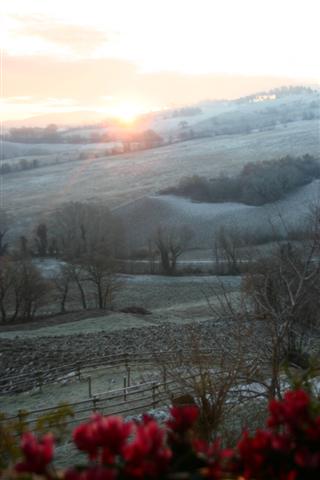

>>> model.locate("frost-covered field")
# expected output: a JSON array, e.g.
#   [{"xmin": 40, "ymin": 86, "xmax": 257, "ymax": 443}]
[
  {"xmin": 3, "ymin": 119, "xmax": 319, "ymax": 237},
  {"xmin": 0, "ymin": 274, "xmax": 241, "ymax": 340},
  {"xmin": 1, "ymin": 140, "xmax": 121, "ymax": 160},
  {"xmin": 117, "ymin": 179, "xmax": 320, "ymax": 249}
]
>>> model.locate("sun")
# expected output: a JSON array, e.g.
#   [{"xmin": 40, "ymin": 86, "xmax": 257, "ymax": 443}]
[{"xmin": 111, "ymin": 102, "xmax": 145, "ymax": 124}]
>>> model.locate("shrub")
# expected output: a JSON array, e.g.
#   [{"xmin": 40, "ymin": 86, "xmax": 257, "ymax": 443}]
[{"xmin": 3, "ymin": 388, "xmax": 320, "ymax": 479}]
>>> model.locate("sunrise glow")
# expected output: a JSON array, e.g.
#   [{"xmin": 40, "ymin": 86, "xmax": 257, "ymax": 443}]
[
  {"xmin": 1, "ymin": 0, "xmax": 319, "ymax": 122},
  {"xmin": 110, "ymin": 102, "xmax": 146, "ymax": 124}
]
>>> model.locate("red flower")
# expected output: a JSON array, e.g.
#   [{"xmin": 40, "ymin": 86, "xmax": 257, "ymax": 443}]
[
  {"xmin": 167, "ymin": 405, "xmax": 199, "ymax": 433},
  {"xmin": 268, "ymin": 389, "xmax": 311, "ymax": 430},
  {"xmin": 123, "ymin": 419, "xmax": 171, "ymax": 478},
  {"xmin": 73, "ymin": 419, "xmax": 100, "ymax": 458},
  {"xmin": 194, "ymin": 439, "xmax": 234, "ymax": 479},
  {"xmin": 15, "ymin": 432, "xmax": 54, "ymax": 475},
  {"xmin": 73, "ymin": 414, "xmax": 132, "ymax": 462},
  {"xmin": 96, "ymin": 416, "xmax": 132, "ymax": 456}
]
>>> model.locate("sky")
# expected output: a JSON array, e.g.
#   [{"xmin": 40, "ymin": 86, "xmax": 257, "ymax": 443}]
[{"xmin": 1, "ymin": 0, "xmax": 319, "ymax": 122}]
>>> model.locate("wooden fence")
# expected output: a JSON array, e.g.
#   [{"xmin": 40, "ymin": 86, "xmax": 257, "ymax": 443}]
[
  {"xmin": 0, "ymin": 350, "xmax": 213, "ymax": 395},
  {"xmin": 0, "ymin": 375, "xmax": 188, "ymax": 434}
]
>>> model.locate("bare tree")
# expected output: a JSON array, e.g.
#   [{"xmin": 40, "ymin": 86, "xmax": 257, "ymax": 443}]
[
  {"xmin": 81, "ymin": 254, "xmax": 123, "ymax": 309},
  {"xmin": 18, "ymin": 260, "xmax": 50, "ymax": 321},
  {"xmin": 147, "ymin": 239, "xmax": 158, "ymax": 274},
  {"xmin": 242, "ymin": 238, "xmax": 320, "ymax": 397},
  {"xmin": 0, "ymin": 209, "xmax": 11, "ymax": 257},
  {"xmin": 153, "ymin": 322, "xmax": 251, "ymax": 442},
  {"xmin": 34, "ymin": 223, "xmax": 48, "ymax": 257},
  {"xmin": 64, "ymin": 262, "xmax": 88, "ymax": 310},
  {"xmin": 213, "ymin": 226, "xmax": 244, "ymax": 274},
  {"xmin": 153, "ymin": 225, "xmax": 193, "ymax": 275},
  {"xmin": 52, "ymin": 265, "xmax": 73, "ymax": 313},
  {"xmin": 0, "ymin": 257, "xmax": 50, "ymax": 323},
  {"xmin": 0, "ymin": 257, "xmax": 16, "ymax": 322},
  {"xmin": 209, "ymin": 216, "xmax": 320, "ymax": 400},
  {"xmin": 50, "ymin": 202, "xmax": 124, "ymax": 260}
]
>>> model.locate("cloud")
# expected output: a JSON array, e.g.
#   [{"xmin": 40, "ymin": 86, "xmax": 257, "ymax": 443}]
[{"xmin": 12, "ymin": 15, "xmax": 110, "ymax": 54}]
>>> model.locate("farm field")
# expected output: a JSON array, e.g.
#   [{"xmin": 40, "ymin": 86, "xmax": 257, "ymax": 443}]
[
  {"xmin": 117, "ymin": 179, "xmax": 320, "ymax": 250},
  {"xmin": 0, "ymin": 274, "xmax": 241, "ymax": 340},
  {"xmin": 0, "ymin": 273, "xmax": 241, "ymax": 415}
]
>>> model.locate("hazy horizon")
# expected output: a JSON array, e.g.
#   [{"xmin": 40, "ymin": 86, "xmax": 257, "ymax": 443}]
[{"xmin": 1, "ymin": 0, "xmax": 319, "ymax": 123}]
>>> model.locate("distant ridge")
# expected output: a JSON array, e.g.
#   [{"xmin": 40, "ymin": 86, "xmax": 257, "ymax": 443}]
[{"xmin": 4, "ymin": 111, "xmax": 107, "ymax": 129}]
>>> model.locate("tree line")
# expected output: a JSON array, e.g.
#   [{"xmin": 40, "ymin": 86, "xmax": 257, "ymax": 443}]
[
  {"xmin": 0, "ymin": 203, "xmax": 126, "ymax": 322},
  {"xmin": 0, "ymin": 202, "xmax": 196, "ymax": 322},
  {"xmin": 161, "ymin": 154, "xmax": 320, "ymax": 205}
]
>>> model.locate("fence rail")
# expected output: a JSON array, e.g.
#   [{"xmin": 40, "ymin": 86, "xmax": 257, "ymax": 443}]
[
  {"xmin": 0, "ymin": 375, "xmax": 191, "ymax": 436},
  {"xmin": 0, "ymin": 350, "xmax": 215, "ymax": 395},
  {"xmin": 0, "ymin": 370, "xmax": 268, "ymax": 443}
]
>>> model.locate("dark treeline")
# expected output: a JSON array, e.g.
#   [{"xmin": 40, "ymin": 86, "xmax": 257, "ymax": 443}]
[
  {"xmin": 167, "ymin": 107, "xmax": 202, "ymax": 118},
  {"xmin": 1, "ymin": 158, "xmax": 40, "ymax": 175},
  {"xmin": 5, "ymin": 124, "xmax": 112, "ymax": 145},
  {"xmin": 161, "ymin": 155, "xmax": 320, "ymax": 205},
  {"xmin": 4, "ymin": 125, "xmax": 164, "ymax": 149}
]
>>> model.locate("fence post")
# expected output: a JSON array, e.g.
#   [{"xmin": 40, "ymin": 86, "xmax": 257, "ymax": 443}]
[
  {"xmin": 123, "ymin": 377, "xmax": 127, "ymax": 401},
  {"xmin": 76, "ymin": 362, "xmax": 81, "ymax": 381},
  {"xmin": 37, "ymin": 371, "xmax": 43, "ymax": 393},
  {"xmin": 17, "ymin": 409, "xmax": 27, "ymax": 435},
  {"xmin": 127, "ymin": 366, "xmax": 131, "ymax": 388},
  {"xmin": 163, "ymin": 367, "xmax": 167, "ymax": 392},
  {"xmin": 88, "ymin": 376, "xmax": 92, "ymax": 398},
  {"xmin": 152, "ymin": 383, "xmax": 157, "ymax": 408},
  {"xmin": 92, "ymin": 395, "xmax": 98, "ymax": 412}
]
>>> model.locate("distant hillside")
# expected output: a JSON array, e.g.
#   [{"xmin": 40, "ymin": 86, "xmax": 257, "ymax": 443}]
[
  {"xmin": 115, "ymin": 179, "xmax": 320, "ymax": 251},
  {"xmin": 4, "ymin": 111, "xmax": 107, "ymax": 128}
]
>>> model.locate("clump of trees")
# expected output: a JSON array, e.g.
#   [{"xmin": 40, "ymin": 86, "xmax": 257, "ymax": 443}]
[
  {"xmin": 0, "ymin": 159, "xmax": 40, "ymax": 176},
  {"xmin": 161, "ymin": 155, "xmax": 320, "ymax": 205},
  {"xmin": 7, "ymin": 125, "xmax": 61, "ymax": 144},
  {"xmin": 0, "ymin": 209, "xmax": 11, "ymax": 257},
  {"xmin": 40, "ymin": 202, "xmax": 125, "ymax": 312},
  {"xmin": 0, "ymin": 256, "xmax": 50, "ymax": 322},
  {"xmin": 122, "ymin": 129, "xmax": 163, "ymax": 152},
  {"xmin": 152, "ymin": 225, "xmax": 194, "ymax": 275},
  {"xmin": 48, "ymin": 201, "xmax": 124, "ymax": 259},
  {"xmin": 0, "ymin": 202, "xmax": 126, "ymax": 322}
]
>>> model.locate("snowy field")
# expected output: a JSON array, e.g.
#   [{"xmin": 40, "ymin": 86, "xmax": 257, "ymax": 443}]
[
  {"xmin": 3, "ymin": 119, "xmax": 319, "ymax": 237},
  {"xmin": 117, "ymin": 179, "xmax": 320, "ymax": 249},
  {"xmin": 0, "ymin": 274, "xmax": 241, "ymax": 339}
]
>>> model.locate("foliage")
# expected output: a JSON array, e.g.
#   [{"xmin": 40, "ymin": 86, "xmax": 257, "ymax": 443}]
[
  {"xmin": 0, "ymin": 404, "xmax": 74, "ymax": 471},
  {"xmin": 34, "ymin": 404, "xmax": 74, "ymax": 443},
  {"xmin": 2, "ymin": 388, "xmax": 320, "ymax": 479},
  {"xmin": 161, "ymin": 155, "xmax": 320, "ymax": 206}
]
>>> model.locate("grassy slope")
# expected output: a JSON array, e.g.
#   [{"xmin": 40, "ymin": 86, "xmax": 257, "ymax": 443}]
[{"xmin": 3, "ymin": 119, "xmax": 319, "ymax": 236}]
